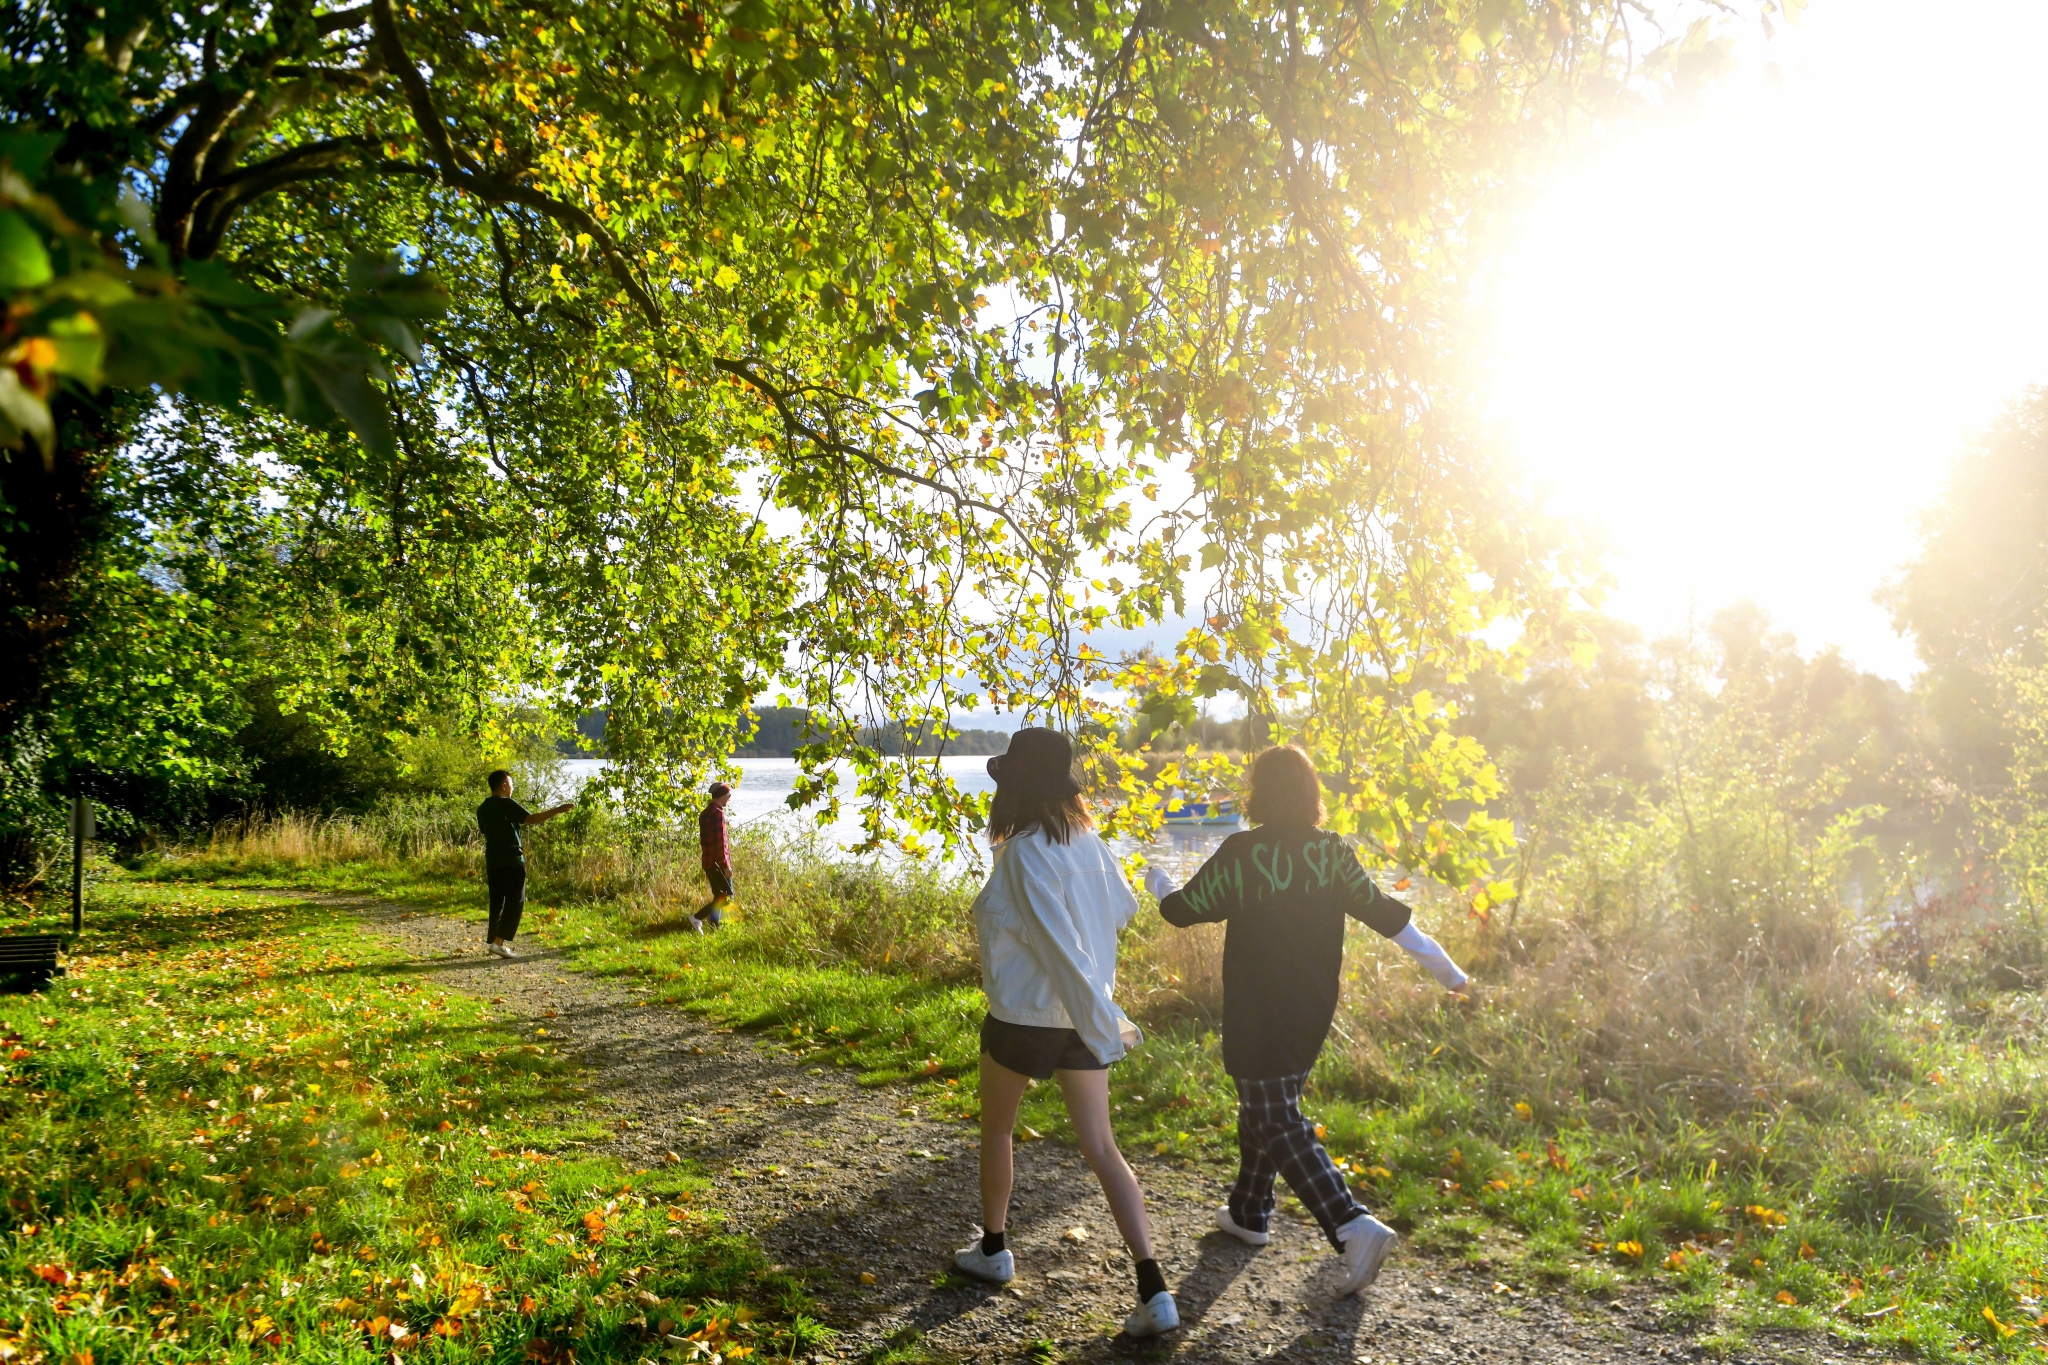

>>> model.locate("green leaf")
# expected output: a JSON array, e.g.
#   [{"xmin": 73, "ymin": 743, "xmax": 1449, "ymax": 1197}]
[
  {"xmin": 0, "ymin": 367, "xmax": 53, "ymax": 454},
  {"xmin": 0, "ymin": 209, "xmax": 52, "ymax": 290}
]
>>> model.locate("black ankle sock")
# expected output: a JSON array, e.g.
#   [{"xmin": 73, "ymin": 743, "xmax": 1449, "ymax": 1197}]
[
  {"xmin": 980, "ymin": 1230, "xmax": 1005, "ymax": 1256},
  {"xmin": 1134, "ymin": 1257, "xmax": 1167, "ymax": 1303}
]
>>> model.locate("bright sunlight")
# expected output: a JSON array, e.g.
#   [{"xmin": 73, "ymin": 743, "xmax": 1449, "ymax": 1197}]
[{"xmin": 1487, "ymin": 0, "xmax": 2048, "ymax": 678}]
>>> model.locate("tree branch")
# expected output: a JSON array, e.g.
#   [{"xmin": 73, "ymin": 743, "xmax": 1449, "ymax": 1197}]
[
  {"xmin": 317, "ymin": 4, "xmax": 372, "ymax": 34},
  {"xmin": 711, "ymin": 357, "xmax": 1032, "ymax": 545},
  {"xmin": 367, "ymin": 0, "xmax": 662, "ymax": 326},
  {"xmin": 186, "ymin": 135, "xmax": 382, "ymax": 257}
]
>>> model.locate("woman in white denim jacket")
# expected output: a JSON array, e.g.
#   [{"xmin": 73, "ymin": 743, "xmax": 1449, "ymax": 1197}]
[{"xmin": 952, "ymin": 728, "xmax": 1177, "ymax": 1339}]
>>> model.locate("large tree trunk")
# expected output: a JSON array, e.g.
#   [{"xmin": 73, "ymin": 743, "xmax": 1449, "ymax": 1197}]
[{"xmin": 0, "ymin": 392, "xmax": 124, "ymax": 740}]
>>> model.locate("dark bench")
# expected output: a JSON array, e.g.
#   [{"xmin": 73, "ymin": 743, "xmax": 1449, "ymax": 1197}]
[{"xmin": 0, "ymin": 935, "xmax": 64, "ymax": 987}]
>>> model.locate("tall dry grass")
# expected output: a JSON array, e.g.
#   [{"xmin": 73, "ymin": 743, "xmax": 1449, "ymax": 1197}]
[{"xmin": 173, "ymin": 796, "xmax": 982, "ymax": 983}]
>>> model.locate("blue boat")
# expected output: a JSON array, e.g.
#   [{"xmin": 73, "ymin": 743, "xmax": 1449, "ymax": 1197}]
[{"xmin": 1162, "ymin": 796, "xmax": 1239, "ymax": 827}]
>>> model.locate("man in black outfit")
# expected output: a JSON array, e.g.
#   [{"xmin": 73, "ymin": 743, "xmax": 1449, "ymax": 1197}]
[{"xmin": 476, "ymin": 769, "xmax": 574, "ymax": 958}]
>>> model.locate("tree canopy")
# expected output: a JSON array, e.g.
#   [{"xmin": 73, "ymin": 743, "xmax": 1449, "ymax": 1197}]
[{"xmin": 0, "ymin": 0, "xmax": 1786, "ymax": 890}]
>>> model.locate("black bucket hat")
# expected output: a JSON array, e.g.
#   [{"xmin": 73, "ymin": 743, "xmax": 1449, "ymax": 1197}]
[{"xmin": 986, "ymin": 727, "xmax": 1083, "ymax": 799}]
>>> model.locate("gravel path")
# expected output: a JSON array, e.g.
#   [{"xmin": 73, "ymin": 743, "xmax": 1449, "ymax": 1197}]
[{"xmin": 355, "ymin": 900, "xmax": 1903, "ymax": 1365}]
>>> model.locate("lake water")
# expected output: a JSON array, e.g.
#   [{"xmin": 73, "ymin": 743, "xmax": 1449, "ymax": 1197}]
[{"xmin": 554, "ymin": 756, "xmax": 1236, "ymax": 880}]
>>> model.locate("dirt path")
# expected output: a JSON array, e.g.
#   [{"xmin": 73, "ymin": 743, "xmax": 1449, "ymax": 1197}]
[{"xmin": 354, "ymin": 900, "xmax": 1898, "ymax": 1365}]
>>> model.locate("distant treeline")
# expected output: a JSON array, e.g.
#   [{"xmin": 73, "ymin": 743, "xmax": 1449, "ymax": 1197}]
[{"xmin": 561, "ymin": 708, "xmax": 1011, "ymax": 759}]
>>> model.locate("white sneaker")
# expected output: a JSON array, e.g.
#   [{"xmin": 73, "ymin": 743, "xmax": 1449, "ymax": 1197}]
[
  {"xmin": 1122, "ymin": 1290, "xmax": 1180, "ymax": 1338},
  {"xmin": 496, "ymin": 943, "xmax": 518, "ymax": 959},
  {"xmin": 1214, "ymin": 1205, "xmax": 1270, "ymax": 1246},
  {"xmin": 953, "ymin": 1238, "xmax": 1014, "ymax": 1284},
  {"xmin": 687, "ymin": 916, "xmax": 704, "ymax": 936},
  {"xmin": 1334, "ymin": 1214, "xmax": 1398, "ymax": 1295}
]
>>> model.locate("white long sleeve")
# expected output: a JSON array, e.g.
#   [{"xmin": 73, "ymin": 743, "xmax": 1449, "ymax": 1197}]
[
  {"xmin": 1393, "ymin": 922, "xmax": 1469, "ymax": 991},
  {"xmin": 1142, "ymin": 865, "xmax": 1177, "ymax": 900}
]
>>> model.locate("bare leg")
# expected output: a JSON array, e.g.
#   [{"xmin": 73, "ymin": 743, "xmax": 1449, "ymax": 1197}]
[
  {"xmin": 1055, "ymin": 1067, "xmax": 1154, "ymax": 1262},
  {"xmin": 979, "ymin": 1054, "xmax": 1032, "ymax": 1234}
]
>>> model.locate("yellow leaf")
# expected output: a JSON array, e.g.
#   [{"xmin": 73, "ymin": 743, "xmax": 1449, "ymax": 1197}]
[
  {"xmin": 1776, "ymin": 1290, "xmax": 1798, "ymax": 1306},
  {"xmin": 859, "ymin": 1272, "xmax": 876, "ymax": 1285}
]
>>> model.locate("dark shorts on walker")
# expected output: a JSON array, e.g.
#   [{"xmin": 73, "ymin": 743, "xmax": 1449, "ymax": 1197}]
[{"xmin": 980, "ymin": 1013, "xmax": 1106, "ymax": 1080}]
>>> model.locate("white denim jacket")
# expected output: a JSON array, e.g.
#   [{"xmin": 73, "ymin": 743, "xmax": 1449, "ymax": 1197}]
[{"xmin": 973, "ymin": 825, "xmax": 1142, "ymax": 1066}]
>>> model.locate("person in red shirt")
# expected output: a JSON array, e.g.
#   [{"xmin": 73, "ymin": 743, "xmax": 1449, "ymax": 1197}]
[{"xmin": 694, "ymin": 781, "xmax": 734, "ymax": 932}]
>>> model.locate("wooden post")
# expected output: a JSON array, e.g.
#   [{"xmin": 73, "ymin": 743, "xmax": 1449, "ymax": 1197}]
[{"xmin": 69, "ymin": 794, "xmax": 92, "ymax": 936}]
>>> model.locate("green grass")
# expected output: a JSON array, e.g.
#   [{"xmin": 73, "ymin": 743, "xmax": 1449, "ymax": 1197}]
[
  {"xmin": 0, "ymin": 878, "xmax": 823, "ymax": 1362},
  {"xmin": 130, "ymin": 822, "xmax": 2048, "ymax": 1362}
]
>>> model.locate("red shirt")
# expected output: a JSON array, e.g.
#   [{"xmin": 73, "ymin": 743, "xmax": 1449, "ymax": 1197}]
[{"xmin": 698, "ymin": 802, "xmax": 729, "ymax": 869}]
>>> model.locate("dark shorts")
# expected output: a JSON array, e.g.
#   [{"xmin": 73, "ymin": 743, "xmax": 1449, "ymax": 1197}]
[
  {"xmin": 703, "ymin": 865, "xmax": 733, "ymax": 900},
  {"xmin": 980, "ymin": 1013, "xmax": 1106, "ymax": 1080}
]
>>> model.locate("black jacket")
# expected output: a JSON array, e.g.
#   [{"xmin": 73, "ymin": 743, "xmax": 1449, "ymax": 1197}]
[{"xmin": 1158, "ymin": 825, "xmax": 1409, "ymax": 1079}]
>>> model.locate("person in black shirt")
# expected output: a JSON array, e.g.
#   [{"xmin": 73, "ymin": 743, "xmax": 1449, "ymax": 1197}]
[
  {"xmin": 476, "ymin": 769, "xmax": 574, "ymax": 958},
  {"xmin": 1143, "ymin": 745, "xmax": 1469, "ymax": 1296}
]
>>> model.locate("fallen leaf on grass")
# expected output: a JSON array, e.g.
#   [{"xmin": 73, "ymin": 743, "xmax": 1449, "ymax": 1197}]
[
  {"xmin": 31, "ymin": 1265, "xmax": 72, "ymax": 1288},
  {"xmin": 1775, "ymin": 1290, "xmax": 1798, "ymax": 1306},
  {"xmin": 859, "ymin": 1272, "xmax": 877, "ymax": 1285}
]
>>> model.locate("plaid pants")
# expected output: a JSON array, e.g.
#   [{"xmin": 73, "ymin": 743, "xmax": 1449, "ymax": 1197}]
[{"xmin": 1228, "ymin": 1073, "xmax": 1368, "ymax": 1250}]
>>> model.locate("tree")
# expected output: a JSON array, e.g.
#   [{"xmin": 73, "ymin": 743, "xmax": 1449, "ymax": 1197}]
[
  {"xmin": 3, "ymin": 0, "xmax": 1788, "ymax": 881},
  {"xmin": 1884, "ymin": 386, "xmax": 2048, "ymax": 797}
]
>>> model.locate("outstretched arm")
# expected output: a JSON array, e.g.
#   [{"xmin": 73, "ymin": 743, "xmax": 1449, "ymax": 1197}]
[
  {"xmin": 1150, "ymin": 847, "xmax": 1239, "ymax": 927},
  {"xmin": 1334, "ymin": 845, "xmax": 1469, "ymax": 993},
  {"xmin": 1391, "ymin": 922, "xmax": 1469, "ymax": 993},
  {"xmin": 522, "ymin": 802, "xmax": 575, "ymax": 825}
]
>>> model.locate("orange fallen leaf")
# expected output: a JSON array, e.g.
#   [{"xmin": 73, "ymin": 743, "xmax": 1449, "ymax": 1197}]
[
  {"xmin": 1776, "ymin": 1290, "xmax": 1798, "ymax": 1306},
  {"xmin": 31, "ymin": 1264, "xmax": 72, "ymax": 1288}
]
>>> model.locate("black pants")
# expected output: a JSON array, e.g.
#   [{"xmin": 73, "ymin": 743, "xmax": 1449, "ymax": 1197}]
[{"xmin": 487, "ymin": 863, "xmax": 526, "ymax": 942}]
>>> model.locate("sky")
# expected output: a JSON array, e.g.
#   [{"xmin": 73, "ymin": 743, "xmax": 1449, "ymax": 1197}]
[{"xmin": 1482, "ymin": 0, "xmax": 2048, "ymax": 682}]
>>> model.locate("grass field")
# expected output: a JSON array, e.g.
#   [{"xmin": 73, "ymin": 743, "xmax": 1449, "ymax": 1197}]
[
  {"xmin": 119, "ymin": 804, "xmax": 2048, "ymax": 1362},
  {"xmin": 0, "ymin": 877, "xmax": 823, "ymax": 1364}
]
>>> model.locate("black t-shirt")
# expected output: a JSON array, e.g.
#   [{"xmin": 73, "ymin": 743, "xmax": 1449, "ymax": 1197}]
[
  {"xmin": 1158, "ymin": 825, "xmax": 1410, "ymax": 1079},
  {"xmin": 476, "ymin": 795, "xmax": 530, "ymax": 868}
]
